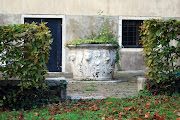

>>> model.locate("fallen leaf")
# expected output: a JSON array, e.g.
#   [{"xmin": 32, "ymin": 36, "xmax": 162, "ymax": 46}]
[
  {"xmin": 176, "ymin": 118, "xmax": 180, "ymax": 120},
  {"xmin": 91, "ymin": 104, "xmax": 98, "ymax": 111},
  {"xmin": 113, "ymin": 108, "xmax": 117, "ymax": 112},
  {"xmin": 174, "ymin": 110, "xmax": 180, "ymax": 116},
  {"xmin": 131, "ymin": 81, "xmax": 136, "ymax": 83},
  {"xmin": 122, "ymin": 106, "xmax": 132, "ymax": 111},
  {"xmin": 32, "ymin": 112, "xmax": 39, "ymax": 117},
  {"xmin": 130, "ymin": 117, "xmax": 142, "ymax": 120},
  {"xmin": 144, "ymin": 102, "xmax": 151, "ymax": 109},
  {"xmin": 105, "ymin": 102, "xmax": 113, "ymax": 105},
  {"xmin": 144, "ymin": 112, "xmax": 151, "ymax": 119},
  {"xmin": 101, "ymin": 116, "xmax": 105, "ymax": 120}
]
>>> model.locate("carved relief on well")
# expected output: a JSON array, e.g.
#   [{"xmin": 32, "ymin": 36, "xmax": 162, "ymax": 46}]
[{"xmin": 67, "ymin": 45, "xmax": 118, "ymax": 80}]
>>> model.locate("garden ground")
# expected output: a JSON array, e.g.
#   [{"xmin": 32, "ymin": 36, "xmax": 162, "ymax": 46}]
[
  {"xmin": 1, "ymin": 71, "xmax": 180, "ymax": 119},
  {"xmin": 47, "ymin": 71, "xmax": 145, "ymax": 100}
]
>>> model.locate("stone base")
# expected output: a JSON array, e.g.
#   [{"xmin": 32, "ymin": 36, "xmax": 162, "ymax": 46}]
[
  {"xmin": 0, "ymin": 77, "xmax": 67, "ymax": 101},
  {"xmin": 137, "ymin": 77, "xmax": 147, "ymax": 91}
]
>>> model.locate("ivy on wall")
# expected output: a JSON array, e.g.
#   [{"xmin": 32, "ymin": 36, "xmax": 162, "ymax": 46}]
[{"xmin": 140, "ymin": 19, "xmax": 180, "ymax": 94}]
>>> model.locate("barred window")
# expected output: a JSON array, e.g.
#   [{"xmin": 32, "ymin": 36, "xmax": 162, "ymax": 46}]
[{"xmin": 122, "ymin": 20, "xmax": 143, "ymax": 48}]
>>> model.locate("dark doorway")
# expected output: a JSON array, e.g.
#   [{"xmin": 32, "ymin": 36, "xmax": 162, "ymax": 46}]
[{"xmin": 24, "ymin": 18, "xmax": 62, "ymax": 72}]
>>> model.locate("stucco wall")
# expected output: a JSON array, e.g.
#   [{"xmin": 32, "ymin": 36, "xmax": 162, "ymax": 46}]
[
  {"xmin": 0, "ymin": 0, "xmax": 180, "ymax": 17},
  {"xmin": 0, "ymin": 14, "xmax": 21, "ymax": 25},
  {"xmin": 120, "ymin": 51, "xmax": 146, "ymax": 71}
]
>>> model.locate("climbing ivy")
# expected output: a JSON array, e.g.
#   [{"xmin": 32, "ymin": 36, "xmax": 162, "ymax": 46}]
[{"xmin": 140, "ymin": 19, "xmax": 180, "ymax": 94}]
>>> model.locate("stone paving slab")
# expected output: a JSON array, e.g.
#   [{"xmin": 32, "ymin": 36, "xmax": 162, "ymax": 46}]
[
  {"xmin": 66, "ymin": 80, "xmax": 138, "ymax": 100},
  {"xmin": 65, "ymin": 71, "xmax": 145, "ymax": 100}
]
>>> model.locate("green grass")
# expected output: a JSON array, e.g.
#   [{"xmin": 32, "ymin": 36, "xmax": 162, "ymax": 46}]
[
  {"xmin": 1, "ymin": 92, "xmax": 180, "ymax": 120},
  {"xmin": 84, "ymin": 87, "xmax": 97, "ymax": 91}
]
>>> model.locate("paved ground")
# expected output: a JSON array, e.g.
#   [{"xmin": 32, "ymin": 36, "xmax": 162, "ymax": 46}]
[
  {"xmin": 0, "ymin": 71, "xmax": 145, "ymax": 100},
  {"xmin": 47, "ymin": 71, "xmax": 145, "ymax": 100}
]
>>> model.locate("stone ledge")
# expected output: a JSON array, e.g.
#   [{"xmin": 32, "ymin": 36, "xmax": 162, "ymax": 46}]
[{"xmin": 0, "ymin": 77, "xmax": 67, "ymax": 101}]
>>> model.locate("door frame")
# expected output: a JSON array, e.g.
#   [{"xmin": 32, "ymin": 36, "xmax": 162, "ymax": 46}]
[{"xmin": 21, "ymin": 14, "xmax": 66, "ymax": 72}]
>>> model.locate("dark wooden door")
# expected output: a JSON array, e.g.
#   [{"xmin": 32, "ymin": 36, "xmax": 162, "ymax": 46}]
[{"xmin": 24, "ymin": 18, "xmax": 62, "ymax": 72}]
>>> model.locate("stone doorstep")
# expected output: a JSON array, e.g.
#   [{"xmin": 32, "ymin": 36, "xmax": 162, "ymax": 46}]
[{"xmin": 66, "ymin": 79, "xmax": 123, "ymax": 83}]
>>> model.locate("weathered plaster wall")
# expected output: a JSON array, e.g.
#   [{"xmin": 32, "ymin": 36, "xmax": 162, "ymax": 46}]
[
  {"xmin": 0, "ymin": 0, "xmax": 180, "ymax": 17},
  {"xmin": 120, "ymin": 51, "xmax": 146, "ymax": 71},
  {"xmin": 0, "ymin": 14, "xmax": 21, "ymax": 25},
  {"xmin": 65, "ymin": 15, "xmax": 119, "ymax": 72}
]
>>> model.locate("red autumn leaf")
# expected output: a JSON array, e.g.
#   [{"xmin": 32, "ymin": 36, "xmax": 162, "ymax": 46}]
[
  {"xmin": 176, "ymin": 118, "xmax": 180, "ymax": 120},
  {"xmin": 144, "ymin": 102, "xmax": 151, "ymax": 109}
]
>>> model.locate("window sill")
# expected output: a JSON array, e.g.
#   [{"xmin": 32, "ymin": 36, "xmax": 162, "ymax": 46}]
[{"xmin": 121, "ymin": 48, "xmax": 143, "ymax": 52}]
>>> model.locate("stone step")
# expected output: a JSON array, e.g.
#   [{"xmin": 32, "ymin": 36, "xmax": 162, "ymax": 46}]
[{"xmin": 46, "ymin": 72, "xmax": 73, "ymax": 78}]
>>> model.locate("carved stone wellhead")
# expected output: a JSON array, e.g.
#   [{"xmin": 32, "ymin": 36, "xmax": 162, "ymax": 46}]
[{"xmin": 67, "ymin": 44, "xmax": 118, "ymax": 80}]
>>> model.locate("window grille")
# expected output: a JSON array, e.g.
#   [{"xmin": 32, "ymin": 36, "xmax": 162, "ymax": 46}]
[{"xmin": 122, "ymin": 20, "xmax": 143, "ymax": 48}]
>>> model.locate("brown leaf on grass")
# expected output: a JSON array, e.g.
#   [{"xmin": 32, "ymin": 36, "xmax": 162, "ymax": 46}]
[
  {"xmin": 144, "ymin": 102, "xmax": 151, "ymax": 109},
  {"xmin": 101, "ymin": 116, "xmax": 105, "ymax": 120},
  {"xmin": 122, "ymin": 106, "xmax": 133, "ymax": 111},
  {"xmin": 105, "ymin": 102, "xmax": 113, "ymax": 105},
  {"xmin": 176, "ymin": 118, "xmax": 180, "ymax": 120},
  {"xmin": 152, "ymin": 112, "xmax": 165, "ymax": 120},
  {"xmin": 105, "ymin": 116, "xmax": 114, "ymax": 120},
  {"xmin": 48, "ymin": 116, "xmax": 55, "ymax": 120},
  {"xmin": 91, "ymin": 104, "xmax": 98, "ymax": 111},
  {"xmin": 174, "ymin": 110, "xmax": 180, "ymax": 116},
  {"xmin": 113, "ymin": 108, "xmax": 117, "ymax": 113},
  {"xmin": 130, "ymin": 117, "xmax": 142, "ymax": 120},
  {"xmin": 32, "ymin": 112, "xmax": 40, "ymax": 117},
  {"xmin": 144, "ymin": 112, "xmax": 151, "ymax": 119}
]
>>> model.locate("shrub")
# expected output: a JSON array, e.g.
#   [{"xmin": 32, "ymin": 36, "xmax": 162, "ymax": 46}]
[
  {"xmin": 140, "ymin": 19, "xmax": 180, "ymax": 95},
  {"xmin": 0, "ymin": 22, "xmax": 53, "ymax": 109}
]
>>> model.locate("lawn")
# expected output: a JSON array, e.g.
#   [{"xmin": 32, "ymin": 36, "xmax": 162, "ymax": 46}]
[{"xmin": 1, "ymin": 92, "xmax": 180, "ymax": 120}]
